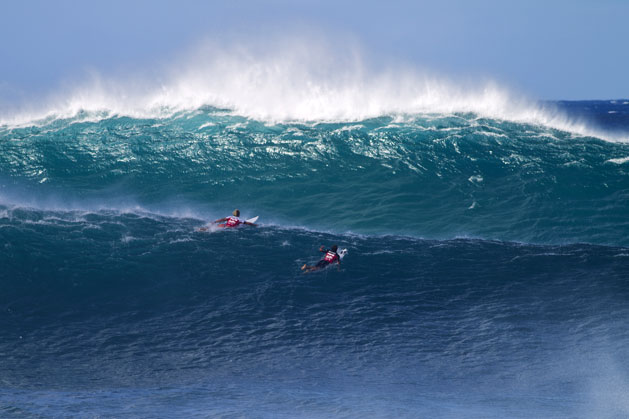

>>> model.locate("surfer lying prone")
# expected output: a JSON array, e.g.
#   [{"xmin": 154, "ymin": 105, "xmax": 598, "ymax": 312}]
[
  {"xmin": 302, "ymin": 245, "xmax": 341, "ymax": 272},
  {"xmin": 198, "ymin": 209, "xmax": 258, "ymax": 231}
]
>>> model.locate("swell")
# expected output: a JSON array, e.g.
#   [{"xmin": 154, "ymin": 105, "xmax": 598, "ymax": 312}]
[
  {"xmin": 1, "ymin": 209, "xmax": 628, "ymax": 393},
  {"xmin": 2, "ymin": 186, "xmax": 629, "ymax": 417},
  {"xmin": 1, "ymin": 111, "xmax": 628, "ymax": 246}
]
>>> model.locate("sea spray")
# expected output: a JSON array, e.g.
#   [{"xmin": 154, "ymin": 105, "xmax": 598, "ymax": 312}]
[{"xmin": 1, "ymin": 43, "xmax": 629, "ymax": 416}]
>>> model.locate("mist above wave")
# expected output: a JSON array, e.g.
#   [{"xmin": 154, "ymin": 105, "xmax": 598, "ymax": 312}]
[{"xmin": 0, "ymin": 37, "xmax": 618, "ymax": 141}]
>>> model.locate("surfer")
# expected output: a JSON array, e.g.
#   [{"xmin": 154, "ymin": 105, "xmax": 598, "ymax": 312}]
[
  {"xmin": 301, "ymin": 245, "xmax": 341, "ymax": 272},
  {"xmin": 198, "ymin": 209, "xmax": 257, "ymax": 231}
]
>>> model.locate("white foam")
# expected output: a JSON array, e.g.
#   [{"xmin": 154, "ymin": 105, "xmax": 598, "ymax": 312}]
[
  {"xmin": 468, "ymin": 175, "xmax": 484, "ymax": 184},
  {"xmin": 121, "ymin": 235, "xmax": 138, "ymax": 243},
  {"xmin": 0, "ymin": 37, "xmax": 626, "ymax": 142},
  {"xmin": 0, "ymin": 188, "xmax": 218, "ymax": 225},
  {"xmin": 198, "ymin": 122, "xmax": 215, "ymax": 130},
  {"xmin": 606, "ymin": 156, "xmax": 629, "ymax": 165}
]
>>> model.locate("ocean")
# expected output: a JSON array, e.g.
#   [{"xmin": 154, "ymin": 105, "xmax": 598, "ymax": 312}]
[{"xmin": 1, "ymin": 97, "xmax": 629, "ymax": 417}]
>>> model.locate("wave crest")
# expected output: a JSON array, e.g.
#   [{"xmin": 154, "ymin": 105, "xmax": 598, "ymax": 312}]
[{"xmin": 0, "ymin": 38, "xmax": 621, "ymax": 141}]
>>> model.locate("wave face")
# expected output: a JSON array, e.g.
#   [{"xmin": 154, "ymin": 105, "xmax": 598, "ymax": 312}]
[
  {"xmin": 1, "ymin": 107, "xmax": 629, "ymax": 245},
  {"xmin": 1, "ymin": 103, "xmax": 629, "ymax": 418}
]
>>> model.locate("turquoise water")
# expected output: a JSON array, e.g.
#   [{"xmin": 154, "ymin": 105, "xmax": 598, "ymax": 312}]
[
  {"xmin": 1, "ymin": 102, "xmax": 629, "ymax": 417},
  {"xmin": 2, "ymin": 108, "xmax": 628, "ymax": 244}
]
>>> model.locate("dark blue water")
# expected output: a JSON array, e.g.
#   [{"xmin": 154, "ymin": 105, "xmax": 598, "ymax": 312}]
[
  {"xmin": 1, "ymin": 100, "xmax": 629, "ymax": 418},
  {"xmin": 554, "ymin": 100, "xmax": 629, "ymax": 134}
]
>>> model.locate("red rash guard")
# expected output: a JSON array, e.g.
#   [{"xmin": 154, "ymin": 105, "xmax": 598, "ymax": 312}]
[
  {"xmin": 225, "ymin": 216, "xmax": 242, "ymax": 227},
  {"xmin": 324, "ymin": 251, "xmax": 339, "ymax": 263}
]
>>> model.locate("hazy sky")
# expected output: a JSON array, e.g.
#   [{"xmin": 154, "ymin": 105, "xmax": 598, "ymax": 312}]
[{"xmin": 1, "ymin": 0, "xmax": 628, "ymax": 100}]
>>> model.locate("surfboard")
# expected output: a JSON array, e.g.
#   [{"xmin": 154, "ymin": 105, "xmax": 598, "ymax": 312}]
[
  {"xmin": 246, "ymin": 216, "xmax": 259, "ymax": 224},
  {"xmin": 339, "ymin": 248, "xmax": 348, "ymax": 259}
]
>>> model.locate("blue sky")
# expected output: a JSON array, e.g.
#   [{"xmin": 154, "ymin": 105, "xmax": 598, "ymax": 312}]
[{"xmin": 1, "ymin": 0, "xmax": 628, "ymax": 101}]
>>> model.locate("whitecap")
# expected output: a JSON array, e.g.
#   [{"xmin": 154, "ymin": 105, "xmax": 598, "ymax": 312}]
[
  {"xmin": 121, "ymin": 235, "xmax": 138, "ymax": 243},
  {"xmin": 605, "ymin": 157, "xmax": 629, "ymax": 164},
  {"xmin": 0, "ymin": 37, "xmax": 625, "ymax": 142}
]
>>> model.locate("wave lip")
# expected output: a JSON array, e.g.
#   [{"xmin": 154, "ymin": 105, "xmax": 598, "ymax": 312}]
[{"xmin": 1, "ymin": 41, "xmax": 625, "ymax": 142}]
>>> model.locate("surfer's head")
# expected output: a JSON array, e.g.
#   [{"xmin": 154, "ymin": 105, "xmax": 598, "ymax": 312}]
[
  {"xmin": 331, "ymin": 245, "xmax": 338, "ymax": 252},
  {"xmin": 233, "ymin": 209, "xmax": 240, "ymax": 217}
]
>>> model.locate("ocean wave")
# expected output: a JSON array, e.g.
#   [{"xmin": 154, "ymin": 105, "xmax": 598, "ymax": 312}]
[
  {"xmin": 0, "ymin": 40, "xmax": 624, "ymax": 142},
  {"xmin": 1, "ymin": 110, "xmax": 628, "ymax": 246},
  {"xmin": 2, "ymin": 195, "xmax": 628, "ymax": 419}
]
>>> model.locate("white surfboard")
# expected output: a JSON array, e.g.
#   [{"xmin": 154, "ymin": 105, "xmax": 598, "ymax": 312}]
[
  {"xmin": 338, "ymin": 248, "xmax": 348, "ymax": 259},
  {"xmin": 246, "ymin": 216, "xmax": 259, "ymax": 224}
]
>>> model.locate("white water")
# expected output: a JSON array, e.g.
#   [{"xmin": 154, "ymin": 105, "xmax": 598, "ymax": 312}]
[{"xmin": 0, "ymin": 38, "xmax": 624, "ymax": 142}]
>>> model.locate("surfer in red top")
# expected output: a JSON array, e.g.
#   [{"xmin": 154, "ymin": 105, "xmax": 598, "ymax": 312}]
[
  {"xmin": 301, "ymin": 245, "xmax": 341, "ymax": 272},
  {"xmin": 214, "ymin": 209, "xmax": 258, "ymax": 228},
  {"xmin": 198, "ymin": 209, "xmax": 257, "ymax": 231}
]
